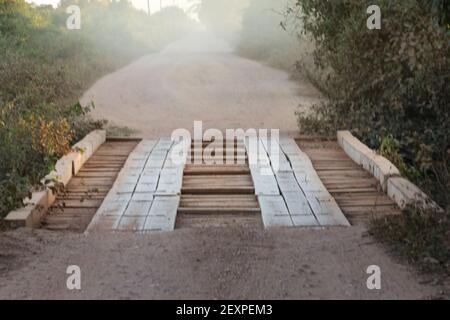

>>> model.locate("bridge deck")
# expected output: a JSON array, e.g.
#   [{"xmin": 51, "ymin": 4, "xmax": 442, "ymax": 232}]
[
  {"xmin": 41, "ymin": 136, "xmax": 401, "ymax": 233},
  {"xmin": 298, "ymin": 139, "xmax": 401, "ymax": 225}
]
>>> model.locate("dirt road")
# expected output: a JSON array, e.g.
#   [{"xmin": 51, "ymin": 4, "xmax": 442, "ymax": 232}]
[
  {"xmin": 81, "ymin": 31, "xmax": 320, "ymax": 137},
  {"xmin": 0, "ymin": 226, "xmax": 442, "ymax": 299}
]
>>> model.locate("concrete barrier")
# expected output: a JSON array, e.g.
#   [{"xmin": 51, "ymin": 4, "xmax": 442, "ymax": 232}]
[
  {"xmin": 72, "ymin": 130, "xmax": 106, "ymax": 174},
  {"xmin": 337, "ymin": 131, "xmax": 400, "ymax": 191},
  {"xmin": 4, "ymin": 130, "xmax": 106, "ymax": 227},
  {"xmin": 387, "ymin": 177, "xmax": 442, "ymax": 211},
  {"xmin": 4, "ymin": 189, "xmax": 56, "ymax": 228},
  {"xmin": 337, "ymin": 130, "xmax": 441, "ymax": 212}
]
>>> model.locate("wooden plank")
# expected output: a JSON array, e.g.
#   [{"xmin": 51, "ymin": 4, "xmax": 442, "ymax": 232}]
[
  {"xmin": 67, "ymin": 177, "xmax": 115, "ymax": 188},
  {"xmin": 140, "ymin": 169, "xmax": 160, "ymax": 182},
  {"xmin": 123, "ymin": 139, "xmax": 158, "ymax": 169},
  {"xmin": 183, "ymin": 178, "xmax": 253, "ymax": 184},
  {"xmin": 245, "ymin": 136, "xmax": 268, "ymax": 167},
  {"xmin": 81, "ymin": 216, "xmax": 121, "ymax": 232},
  {"xmin": 179, "ymin": 202, "xmax": 258, "ymax": 209},
  {"xmin": 58, "ymin": 195, "xmax": 105, "ymax": 201},
  {"xmin": 135, "ymin": 183, "xmax": 157, "ymax": 193},
  {"xmin": 156, "ymin": 140, "xmax": 187, "ymax": 195},
  {"xmin": 279, "ymin": 137, "xmax": 307, "ymax": 156},
  {"xmin": 102, "ymin": 192, "xmax": 133, "ymax": 204},
  {"xmin": 294, "ymin": 172, "xmax": 327, "ymax": 193},
  {"xmin": 124, "ymin": 201, "xmax": 152, "ymax": 217},
  {"xmin": 295, "ymin": 138, "xmax": 400, "ymax": 226},
  {"xmin": 157, "ymin": 167, "xmax": 184, "ymax": 195},
  {"xmin": 52, "ymin": 199, "xmax": 103, "ymax": 208},
  {"xmin": 114, "ymin": 183, "xmax": 136, "ymax": 194},
  {"xmin": 181, "ymin": 194, "xmax": 257, "ymax": 199},
  {"xmin": 157, "ymin": 173, "xmax": 183, "ymax": 194},
  {"xmin": 86, "ymin": 140, "xmax": 159, "ymax": 232},
  {"xmin": 76, "ymin": 171, "xmax": 119, "ymax": 178},
  {"xmin": 335, "ymin": 199, "xmax": 395, "ymax": 207},
  {"xmin": 282, "ymin": 191, "xmax": 318, "ymax": 226},
  {"xmin": 97, "ymin": 199, "xmax": 129, "ymax": 217},
  {"xmin": 181, "ymin": 186, "xmax": 255, "ymax": 194},
  {"xmin": 46, "ymin": 208, "xmax": 96, "ymax": 216},
  {"xmin": 115, "ymin": 174, "xmax": 140, "ymax": 185},
  {"xmin": 279, "ymin": 138, "xmax": 350, "ymax": 227},
  {"xmin": 99, "ymin": 192, "xmax": 133, "ymax": 203},
  {"xmin": 45, "ymin": 140, "xmax": 139, "ymax": 232},
  {"xmin": 247, "ymin": 165, "xmax": 279, "ymax": 195},
  {"xmin": 184, "ymin": 165, "xmax": 249, "ymax": 175},
  {"xmin": 131, "ymin": 193, "xmax": 153, "ymax": 202},
  {"xmin": 178, "ymin": 208, "xmax": 260, "ymax": 215},
  {"xmin": 258, "ymin": 195, "xmax": 293, "ymax": 227},
  {"xmin": 144, "ymin": 138, "xmax": 173, "ymax": 170},
  {"xmin": 135, "ymin": 169, "xmax": 159, "ymax": 193},
  {"xmin": 176, "ymin": 137, "xmax": 265, "ymax": 229},
  {"xmin": 179, "ymin": 200, "xmax": 258, "ymax": 205},
  {"xmin": 260, "ymin": 137, "xmax": 293, "ymax": 173},
  {"xmin": 275, "ymin": 172, "xmax": 302, "ymax": 193},
  {"xmin": 340, "ymin": 204, "xmax": 400, "ymax": 213},
  {"xmin": 144, "ymin": 196, "xmax": 180, "ymax": 232},
  {"xmin": 145, "ymin": 154, "xmax": 167, "ymax": 169},
  {"xmin": 78, "ymin": 167, "xmax": 122, "ymax": 172},
  {"xmin": 304, "ymin": 192, "xmax": 350, "ymax": 226},
  {"xmin": 123, "ymin": 158, "xmax": 147, "ymax": 169},
  {"xmin": 259, "ymin": 138, "xmax": 320, "ymax": 227},
  {"xmin": 183, "ymin": 181, "xmax": 253, "ymax": 187},
  {"xmin": 328, "ymin": 187, "xmax": 379, "ymax": 193},
  {"xmin": 115, "ymin": 216, "xmax": 146, "ymax": 231}
]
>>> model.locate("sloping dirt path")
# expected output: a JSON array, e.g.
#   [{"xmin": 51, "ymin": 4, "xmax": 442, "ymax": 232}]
[{"xmin": 81, "ymin": 31, "xmax": 320, "ymax": 137}]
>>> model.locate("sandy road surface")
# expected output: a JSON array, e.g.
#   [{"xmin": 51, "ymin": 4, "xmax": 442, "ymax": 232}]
[
  {"xmin": 81, "ymin": 31, "xmax": 320, "ymax": 137},
  {"xmin": 0, "ymin": 226, "xmax": 442, "ymax": 299}
]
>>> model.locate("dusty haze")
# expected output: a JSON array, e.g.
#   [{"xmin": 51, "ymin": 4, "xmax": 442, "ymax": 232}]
[{"xmin": 81, "ymin": 30, "xmax": 320, "ymax": 137}]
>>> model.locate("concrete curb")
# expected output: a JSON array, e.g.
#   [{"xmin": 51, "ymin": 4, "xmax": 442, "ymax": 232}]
[
  {"xmin": 337, "ymin": 131, "xmax": 400, "ymax": 191},
  {"xmin": 4, "ymin": 130, "xmax": 106, "ymax": 228},
  {"xmin": 387, "ymin": 177, "xmax": 442, "ymax": 211},
  {"xmin": 4, "ymin": 190, "xmax": 56, "ymax": 228},
  {"xmin": 337, "ymin": 130, "xmax": 441, "ymax": 212},
  {"xmin": 72, "ymin": 130, "xmax": 106, "ymax": 174}
]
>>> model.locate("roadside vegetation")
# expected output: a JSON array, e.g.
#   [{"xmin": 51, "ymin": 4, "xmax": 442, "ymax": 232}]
[
  {"xmin": 200, "ymin": 0, "xmax": 313, "ymax": 72},
  {"xmin": 236, "ymin": 0, "xmax": 313, "ymax": 71},
  {"xmin": 0, "ymin": 0, "xmax": 193, "ymax": 218},
  {"xmin": 284, "ymin": 0, "xmax": 449, "ymax": 276}
]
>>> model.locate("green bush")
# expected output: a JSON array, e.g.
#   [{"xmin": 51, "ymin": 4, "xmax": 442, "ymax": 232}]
[
  {"xmin": 371, "ymin": 206, "xmax": 450, "ymax": 275},
  {"xmin": 287, "ymin": 0, "xmax": 450, "ymax": 276}
]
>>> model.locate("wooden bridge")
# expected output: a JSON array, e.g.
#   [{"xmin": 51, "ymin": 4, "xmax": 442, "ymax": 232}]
[{"xmin": 41, "ymin": 136, "xmax": 401, "ymax": 233}]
